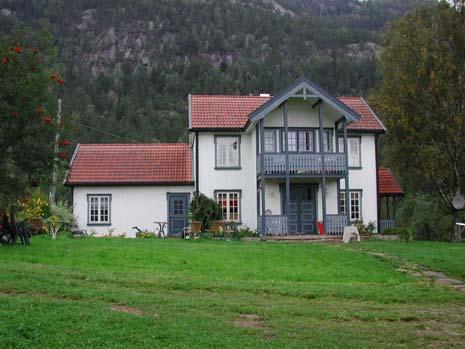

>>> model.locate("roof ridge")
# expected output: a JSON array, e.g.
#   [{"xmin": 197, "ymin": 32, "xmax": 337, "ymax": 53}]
[{"xmin": 191, "ymin": 94, "xmax": 271, "ymax": 98}]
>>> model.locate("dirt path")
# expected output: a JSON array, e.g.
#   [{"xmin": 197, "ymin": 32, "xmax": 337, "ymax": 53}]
[{"xmin": 367, "ymin": 252, "xmax": 465, "ymax": 293}]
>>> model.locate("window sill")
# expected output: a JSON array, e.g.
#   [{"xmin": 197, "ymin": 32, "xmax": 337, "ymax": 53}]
[
  {"xmin": 87, "ymin": 223, "xmax": 112, "ymax": 226},
  {"xmin": 214, "ymin": 166, "xmax": 242, "ymax": 170}
]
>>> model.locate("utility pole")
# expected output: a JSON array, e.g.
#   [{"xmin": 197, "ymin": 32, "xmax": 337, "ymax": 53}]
[{"xmin": 49, "ymin": 98, "xmax": 62, "ymax": 207}]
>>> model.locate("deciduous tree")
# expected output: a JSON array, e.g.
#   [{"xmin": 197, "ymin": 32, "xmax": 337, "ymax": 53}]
[{"xmin": 371, "ymin": 1, "xmax": 465, "ymax": 240}]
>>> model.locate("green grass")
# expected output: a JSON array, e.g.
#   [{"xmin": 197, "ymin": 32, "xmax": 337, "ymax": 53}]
[
  {"xmin": 1, "ymin": 237, "xmax": 465, "ymax": 348},
  {"xmin": 350, "ymin": 241, "xmax": 465, "ymax": 280}
]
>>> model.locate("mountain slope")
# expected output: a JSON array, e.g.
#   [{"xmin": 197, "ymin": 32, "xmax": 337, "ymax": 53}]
[{"xmin": 0, "ymin": 0, "xmax": 431, "ymax": 144}]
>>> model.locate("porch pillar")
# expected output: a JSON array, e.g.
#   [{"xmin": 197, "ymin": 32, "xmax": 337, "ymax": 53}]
[
  {"xmin": 318, "ymin": 104, "xmax": 327, "ymax": 233},
  {"xmin": 259, "ymin": 119, "xmax": 266, "ymax": 236},
  {"xmin": 343, "ymin": 118, "xmax": 350, "ymax": 225},
  {"xmin": 283, "ymin": 102, "xmax": 290, "ymax": 234}
]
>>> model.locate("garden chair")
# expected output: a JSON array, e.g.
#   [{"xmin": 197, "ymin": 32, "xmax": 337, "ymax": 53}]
[{"xmin": 183, "ymin": 221, "xmax": 202, "ymax": 239}]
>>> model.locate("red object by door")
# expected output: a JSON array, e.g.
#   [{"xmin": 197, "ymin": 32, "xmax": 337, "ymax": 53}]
[{"xmin": 317, "ymin": 221, "xmax": 324, "ymax": 235}]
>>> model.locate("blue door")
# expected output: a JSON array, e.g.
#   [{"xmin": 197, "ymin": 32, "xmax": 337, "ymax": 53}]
[
  {"xmin": 285, "ymin": 185, "xmax": 316, "ymax": 235},
  {"xmin": 168, "ymin": 193, "xmax": 190, "ymax": 236}
]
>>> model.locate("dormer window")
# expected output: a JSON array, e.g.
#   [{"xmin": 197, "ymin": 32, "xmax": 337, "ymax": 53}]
[{"xmin": 215, "ymin": 136, "xmax": 241, "ymax": 169}]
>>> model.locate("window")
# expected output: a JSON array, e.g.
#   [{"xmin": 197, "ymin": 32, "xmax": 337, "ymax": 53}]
[
  {"xmin": 282, "ymin": 130, "xmax": 314, "ymax": 152},
  {"xmin": 339, "ymin": 191, "xmax": 361, "ymax": 221},
  {"xmin": 338, "ymin": 137, "xmax": 361, "ymax": 167},
  {"xmin": 264, "ymin": 130, "xmax": 276, "ymax": 153},
  {"xmin": 216, "ymin": 191, "xmax": 240, "ymax": 222},
  {"xmin": 298, "ymin": 130, "xmax": 314, "ymax": 152},
  {"xmin": 216, "ymin": 136, "xmax": 240, "ymax": 168},
  {"xmin": 88, "ymin": 195, "xmax": 111, "ymax": 224},
  {"xmin": 348, "ymin": 138, "xmax": 361, "ymax": 167},
  {"xmin": 323, "ymin": 130, "xmax": 332, "ymax": 152},
  {"xmin": 173, "ymin": 199, "xmax": 184, "ymax": 215},
  {"xmin": 282, "ymin": 131, "xmax": 297, "ymax": 152}
]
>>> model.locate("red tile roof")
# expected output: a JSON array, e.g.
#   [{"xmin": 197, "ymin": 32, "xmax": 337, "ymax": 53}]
[
  {"xmin": 190, "ymin": 95, "xmax": 271, "ymax": 129},
  {"xmin": 66, "ymin": 143, "xmax": 192, "ymax": 185},
  {"xmin": 338, "ymin": 96, "xmax": 386, "ymax": 132},
  {"xmin": 378, "ymin": 167, "xmax": 404, "ymax": 196},
  {"xmin": 190, "ymin": 95, "xmax": 385, "ymax": 132}
]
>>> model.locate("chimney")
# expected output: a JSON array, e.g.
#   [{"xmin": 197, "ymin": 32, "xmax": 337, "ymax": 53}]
[{"xmin": 260, "ymin": 93, "xmax": 270, "ymax": 97}]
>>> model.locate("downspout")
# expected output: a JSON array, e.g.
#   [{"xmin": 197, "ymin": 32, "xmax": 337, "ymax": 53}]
[
  {"xmin": 195, "ymin": 132, "xmax": 199, "ymax": 195},
  {"xmin": 375, "ymin": 133, "xmax": 381, "ymax": 233}
]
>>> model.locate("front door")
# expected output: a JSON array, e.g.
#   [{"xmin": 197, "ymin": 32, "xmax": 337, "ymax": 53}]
[
  {"xmin": 286, "ymin": 185, "xmax": 316, "ymax": 234},
  {"xmin": 168, "ymin": 193, "xmax": 190, "ymax": 236}
]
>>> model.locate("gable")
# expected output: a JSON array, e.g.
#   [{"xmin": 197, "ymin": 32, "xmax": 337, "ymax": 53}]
[{"xmin": 189, "ymin": 79, "xmax": 385, "ymax": 133}]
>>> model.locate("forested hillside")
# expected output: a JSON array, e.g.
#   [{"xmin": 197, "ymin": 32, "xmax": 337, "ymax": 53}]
[{"xmin": 0, "ymin": 0, "xmax": 431, "ymax": 143}]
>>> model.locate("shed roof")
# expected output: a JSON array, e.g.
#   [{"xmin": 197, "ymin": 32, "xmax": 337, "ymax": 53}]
[{"xmin": 66, "ymin": 143, "xmax": 193, "ymax": 186}]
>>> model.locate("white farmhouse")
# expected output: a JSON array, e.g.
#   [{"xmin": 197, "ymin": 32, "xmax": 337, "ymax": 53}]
[{"xmin": 66, "ymin": 77, "xmax": 403, "ymax": 238}]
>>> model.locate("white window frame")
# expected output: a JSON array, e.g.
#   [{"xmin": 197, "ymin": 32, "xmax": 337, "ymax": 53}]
[
  {"xmin": 339, "ymin": 190, "xmax": 362, "ymax": 221},
  {"xmin": 264, "ymin": 129, "xmax": 277, "ymax": 153},
  {"xmin": 215, "ymin": 191, "xmax": 241, "ymax": 222},
  {"xmin": 87, "ymin": 194, "xmax": 111, "ymax": 225},
  {"xmin": 338, "ymin": 137, "xmax": 361, "ymax": 167},
  {"xmin": 215, "ymin": 136, "xmax": 240, "ymax": 168}
]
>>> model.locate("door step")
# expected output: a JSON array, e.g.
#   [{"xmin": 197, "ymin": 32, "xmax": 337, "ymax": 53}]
[{"xmin": 260, "ymin": 234, "xmax": 342, "ymax": 242}]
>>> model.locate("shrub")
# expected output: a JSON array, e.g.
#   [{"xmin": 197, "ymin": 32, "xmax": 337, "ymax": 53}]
[
  {"xmin": 46, "ymin": 202, "xmax": 75, "ymax": 239},
  {"xmin": 353, "ymin": 220, "xmax": 376, "ymax": 236},
  {"xmin": 382, "ymin": 227, "xmax": 413, "ymax": 242},
  {"xmin": 396, "ymin": 194, "xmax": 454, "ymax": 241},
  {"xmin": 136, "ymin": 230, "xmax": 157, "ymax": 239},
  {"xmin": 230, "ymin": 228, "xmax": 259, "ymax": 240},
  {"xmin": 189, "ymin": 193, "xmax": 223, "ymax": 231},
  {"xmin": 17, "ymin": 189, "xmax": 50, "ymax": 220}
]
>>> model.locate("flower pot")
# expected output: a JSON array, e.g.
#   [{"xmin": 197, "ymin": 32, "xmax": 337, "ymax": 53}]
[{"xmin": 30, "ymin": 217, "xmax": 44, "ymax": 230}]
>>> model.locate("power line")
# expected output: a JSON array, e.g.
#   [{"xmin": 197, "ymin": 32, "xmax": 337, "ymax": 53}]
[{"xmin": 76, "ymin": 121, "xmax": 140, "ymax": 143}]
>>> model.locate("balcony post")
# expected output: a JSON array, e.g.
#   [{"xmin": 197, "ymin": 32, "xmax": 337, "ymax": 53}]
[
  {"xmin": 343, "ymin": 118, "xmax": 350, "ymax": 224},
  {"xmin": 283, "ymin": 102, "xmax": 290, "ymax": 234},
  {"xmin": 318, "ymin": 104, "xmax": 327, "ymax": 233},
  {"xmin": 259, "ymin": 118, "xmax": 266, "ymax": 235}
]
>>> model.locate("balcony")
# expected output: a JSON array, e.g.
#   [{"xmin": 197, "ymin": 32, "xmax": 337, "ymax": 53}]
[{"xmin": 257, "ymin": 153, "xmax": 346, "ymax": 177}]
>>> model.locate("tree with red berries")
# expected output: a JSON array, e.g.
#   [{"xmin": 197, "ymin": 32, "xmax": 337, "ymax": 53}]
[{"xmin": 0, "ymin": 27, "xmax": 65, "ymax": 228}]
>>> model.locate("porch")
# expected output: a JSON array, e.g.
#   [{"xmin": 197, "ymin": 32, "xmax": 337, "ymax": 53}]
[
  {"xmin": 257, "ymin": 214, "xmax": 347, "ymax": 235},
  {"xmin": 255, "ymin": 97, "xmax": 352, "ymax": 236}
]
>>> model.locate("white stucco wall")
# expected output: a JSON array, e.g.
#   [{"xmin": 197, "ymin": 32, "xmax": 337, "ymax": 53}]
[
  {"xmin": 73, "ymin": 186, "xmax": 194, "ymax": 238},
  {"xmin": 341, "ymin": 134, "xmax": 379, "ymax": 228},
  {"xmin": 196, "ymin": 132, "xmax": 258, "ymax": 230}
]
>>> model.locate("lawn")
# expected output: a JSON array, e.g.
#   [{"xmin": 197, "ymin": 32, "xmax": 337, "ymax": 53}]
[
  {"xmin": 1, "ymin": 237, "xmax": 465, "ymax": 348},
  {"xmin": 348, "ymin": 240, "xmax": 465, "ymax": 280}
]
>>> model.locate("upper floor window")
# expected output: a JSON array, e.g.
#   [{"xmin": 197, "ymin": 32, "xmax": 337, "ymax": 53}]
[
  {"xmin": 88, "ymin": 194, "xmax": 111, "ymax": 224},
  {"xmin": 281, "ymin": 130, "xmax": 314, "ymax": 152},
  {"xmin": 348, "ymin": 138, "xmax": 361, "ymax": 167},
  {"xmin": 264, "ymin": 130, "xmax": 276, "ymax": 153},
  {"xmin": 323, "ymin": 130, "xmax": 332, "ymax": 152},
  {"xmin": 216, "ymin": 136, "xmax": 240, "ymax": 168},
  {"xmin": 338, "ymin": 137, "xmax": 361, "ymax": 168}
]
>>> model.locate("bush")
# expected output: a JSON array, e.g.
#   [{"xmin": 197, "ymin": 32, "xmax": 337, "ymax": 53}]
[
  {"xmin": 353, "ymin": 220, "xmax": 376, "ymax": 236},
  {"xmin": 230, "ymin": 228, "xmax": 259, "ymax": 240},
  {"xmin": 396, "ymin": 194, "xmax": 454, "ymax": 241},
  {"xmin": 382, "ymin": 227, "xmax": 413, "ymax": 242},
  {"xmin": 189, "ymin": 193, "xmax": 223, "ymax": 231},
  {"xmin": 46, "ymin": 202, "xmax": 75, "ymax": 239},
  {"xmin": 136, "ymin": 230, "xmax": 157, "ymax": 239},
  {"xmin": 17, "ymin": 189, "xmax": 50, "ymax": 220}
]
